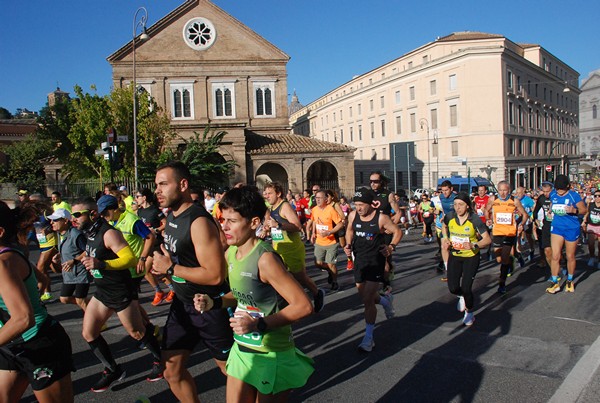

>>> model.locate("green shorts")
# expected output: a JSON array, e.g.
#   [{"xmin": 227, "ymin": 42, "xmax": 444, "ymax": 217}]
[{"xmin": 226, "ymin": 343, "xmax": 314, "ymax": 395}]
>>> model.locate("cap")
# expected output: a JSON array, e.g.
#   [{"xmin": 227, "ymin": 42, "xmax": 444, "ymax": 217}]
[
  {"xmin": 47, "ymin": 208, "xmax": 72, "ymax": 221},
  {"xmin": 16, "ymin": 189, "xmax": 29, "ymax": 196},
  {"xmin": 554, "ymin": 174, "xmax": 569, "ymax": 190},
  {"xmin": 97, "ymin": 195, "xmax": 119, "ymax": 214},
  {"xmin": 118, "ymin": 185, "xmax": 127, "ymax": 191},
  {"xmin": 353, "ymin": 188, "xmax": 374, "ymax": 204},
  {"xmin": 541, "ymin": 181, "xmax": 554, "ymax": 188}
]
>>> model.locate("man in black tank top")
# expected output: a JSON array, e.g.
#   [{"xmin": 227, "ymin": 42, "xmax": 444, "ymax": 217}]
[
  {"xmin": 152, "ymin": 161, "xmax": 232, "ymax": 402},
  {"xmin": 73, "ymin": 196, "xmax": 163, "ymax": 392},
  {"xmin": 344, "ymin": 188, "xmax": 402, "ymax": 353}
]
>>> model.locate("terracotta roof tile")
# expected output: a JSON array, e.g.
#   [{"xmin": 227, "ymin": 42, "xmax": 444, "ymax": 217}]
[
  {"xmin": 0, "ymin": 120, "xmax": 38, "ymax": 137},
  {"xmin": 246, "ymin": 133, "xmax": 354, "ymax": 155},
  {"xmin": 437, "ymin": 31, "xmax": 504, "ymax": 42}
]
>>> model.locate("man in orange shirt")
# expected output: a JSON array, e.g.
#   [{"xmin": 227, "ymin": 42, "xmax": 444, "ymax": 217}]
[{"xmin": 310, "ymin": 190, "xmax": 344, "ymax": 290}]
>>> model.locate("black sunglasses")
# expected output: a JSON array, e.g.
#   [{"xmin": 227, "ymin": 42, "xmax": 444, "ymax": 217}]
[
  {"xmin": 370, "ymin": 180, "xmax": 381, "ymax": 183},
  {"xmin": 72, "ymin": 210, "xmax": 90, "ymax": 218}
]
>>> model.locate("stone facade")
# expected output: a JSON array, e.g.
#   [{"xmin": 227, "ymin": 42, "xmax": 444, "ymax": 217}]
[
  {"xmin": 107, "ymin": 0, "xmax": 354, "ymax": 192},
  {"xmin": 579, "ymin": 69, "xmax": 600, "ymax": 159}
]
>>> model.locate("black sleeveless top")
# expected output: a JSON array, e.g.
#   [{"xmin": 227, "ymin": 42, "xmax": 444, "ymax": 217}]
[
  {"xmin": 163, "ymin": 204, "xmax": 230, "ymax": 304},
  {"xmin": 85, "ymin": 218, "xmax": 131, "ymax": 290},
  {"xmin": 373, "ymin": 190, "xmax": 392, "ymax": 216},
  {"xmin": 352, "ymin": 212, "xmax": 386, "ymax": 270}
]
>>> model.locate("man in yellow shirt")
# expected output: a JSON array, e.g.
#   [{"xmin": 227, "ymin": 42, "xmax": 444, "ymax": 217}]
[
  {"xmin": 51, "ymin": 191, "xmax": 72, "ymax": 212},
  {"xmin": 310, "ymin": 190, "xmax": 344, "ymax": 290}
]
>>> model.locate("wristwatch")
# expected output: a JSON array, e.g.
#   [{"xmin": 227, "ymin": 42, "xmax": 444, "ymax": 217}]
[
  {"xmin": 166, "ymin": 264, "xmax": 175, "ymax": 276},
  {"xmin": 140, "ymin": 256, "xmax": 147, "ymax": 262},
  {"xmin": 389, "ymin": 243, "xmax": 397, "ymax": 251},
  {"xmin": 256, "ymin": 317, "xmax": 268, "ymax": 333}
]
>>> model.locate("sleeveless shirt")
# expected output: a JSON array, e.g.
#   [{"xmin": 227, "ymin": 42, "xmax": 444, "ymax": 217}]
[
  {"xmin": 351, "ymin": 211, "xmax": 386, "ymax": 270},
  {"xmin": 85, "ymin": 218, "xmax": 131, "ymax": 288}
]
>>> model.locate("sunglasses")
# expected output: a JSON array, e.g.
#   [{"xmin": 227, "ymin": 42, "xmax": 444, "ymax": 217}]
[
  {"xmin": 595, "ymin": 195, "xmax": 600, "ymax": 198},
  {"xmin": 71, "ymin": 210, "xmax": 89, "ymax": 218},
  {"xmin": 370, "ymin": 180, "xmax": 381, "ymax": 183}
]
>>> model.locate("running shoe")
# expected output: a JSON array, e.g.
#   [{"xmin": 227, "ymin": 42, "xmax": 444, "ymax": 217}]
[
  {"xmin": 346, "ymin": 260, "xmax": 354, "ymax": 270},
  {"xmin": 165, "ymin": 290, "xmax": 175, "ymax": 303},
  {"xmin": 151, "ymin": 291, "xmax": 165, "ymax": 306},
  {"xmin": 404, "ymin": 229, "xmax": 409, "ymax": 235},
  {"xmin": 457, "ymin": 296, "xmax": 466, "ymax": 313},
  {"xmin": 463, "ymin": 311, "xmax": 475, "ymax": 326},
  {"xmin": 314, "ymin": 289, "xmax": 325, "ymax": 313},
  {"xmin": 565, "ymin": 280, "xmax": 575, "ymax": 293},
  {"xmin": 91, "ymin": 365, "xmax": 126, "ymax": 393},
  {"xmin": 588, "ymin": 258, "xmax": 597, "ymax": 267},
  {"xmin": 381, "ymin": 293, "xmax": 395, "ymax": 319},
  {"xmin": 147, "ymin": 362, "xmax": 164, "ymax": 382},
  {"xmin": 330, "ymin": 281, "xmax": 339, "ymax": 291},
  {"xmin": 40, "ymin": 292, "xmax": 53, "ymax": 302},
  {"xmin": 440, "ymin": 276, "xmax": 448, "ymax": 282},
  {"xmin": 358, "ymin": 335, "xmax": 375, "ymax": 352},
  {"xmin": 545, "ymin": 281, "xmax": 561, "ymax": 294},
  {"xmin": 497, "ymin": 284, "xmax": 507, "ymax": 294}
]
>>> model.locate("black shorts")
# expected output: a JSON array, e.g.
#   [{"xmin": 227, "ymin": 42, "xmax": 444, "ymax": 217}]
[
  {"xmin": 492, "ymin": 235, "xmax": 517, "ymax": 248},
  {"xmin": 162, "ymin": 296, "xmax": 233, "ymax": 361},
  {"xmin": 60, "ymin": 283, "xmax": 90, "ymax": 299},
  {"xmin": 540, "ymin": 224, "xmax": 551, "ymax": 249},
  {"xmin": 353, "ymin": 263, "xmax": 385, "ymax": 283},
  {"xmin": 94, "ymin": 285, "xmax": 136, "ymax": 312},
  {"xmin": 131, "ymin": 276, "xmax": 144, "ymax": 300},
  {"xmin": 0, "ymin": 317, "xmax": 73, "ymax": 391}
]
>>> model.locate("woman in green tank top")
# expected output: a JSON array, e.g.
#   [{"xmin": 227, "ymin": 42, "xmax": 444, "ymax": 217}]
[
  {"xmin": 0, "ymin": 201, "xmax": 74, "ymax": 402},
  {"xmin": 194, "ymin": 186, "xmax": 314, "ymax": 402}
]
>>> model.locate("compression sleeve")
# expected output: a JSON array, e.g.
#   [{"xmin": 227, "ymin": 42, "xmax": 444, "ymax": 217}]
[{"xmin": 104, "ymin": 246, "xmax": 137, "ymax": 271}]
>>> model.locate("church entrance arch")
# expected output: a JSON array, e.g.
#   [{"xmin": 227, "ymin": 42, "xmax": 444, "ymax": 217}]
[
  {"xmin": 307, "ymin": 160, "xmax": 339, "ymax": 191},
  {"xmin": 255, "ymin": 162, "xmax": 289, "ymax": 191}
]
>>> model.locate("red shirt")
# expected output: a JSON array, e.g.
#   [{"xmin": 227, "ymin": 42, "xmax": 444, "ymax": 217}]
[
  {"xmin": 297, "ymin": 197, "xmax": 309, "ymax": 220},
  {"xmin": 473, "ymin": 195, "xmax": 490, "ymax": 223}
]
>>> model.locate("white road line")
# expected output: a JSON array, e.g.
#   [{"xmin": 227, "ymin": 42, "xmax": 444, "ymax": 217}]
[{"xmin": 548, "ymin": 333, "xmax": 600, "ymax": 403}]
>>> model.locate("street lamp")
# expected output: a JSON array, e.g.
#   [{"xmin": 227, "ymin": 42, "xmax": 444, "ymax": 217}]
[
  {"xmin": 133, "ymin": 6, "xmax": 149, "ymax": 188},
  {"xmin": 432, "ymin": 129, "xmax": 439, "ymax": 185},
  {"xmin": 419, "ymin": 118, "xmax": 431, "ymax": 189}
]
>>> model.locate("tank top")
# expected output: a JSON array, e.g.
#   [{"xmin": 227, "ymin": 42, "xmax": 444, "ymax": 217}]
[
  {"xmin": 163, "ymin": 204, "xmax": 230, "ymax": 304},
  {"xmin": 373, "ymin": 190, "xmax": 392, "ymax": 216},
  {"xmin": 226, "ymin": 241, "xmax": 293, "ymax": 353},
  {"xmin": 491, "ymin": 196, "xmax": 517, "ymax": 237},
  {"xmin": 588, "ymin": 203, "xmax": 600, "ymax": 226},
  {"xmin": 351, "ymin": 211, "xmax": 386, "ymax": 270},
  {"xmin": 269, "ymin": 201, "xmax": 301, "ymax": 244},
  {"xmin": 85, "ymin": 218, "xmax": 131, "ymax": 288},
  {"xmin": 0, "ymin": 248, "xmax": 48, "ymax": 342},
  {"xmin": 473, "ymin": 195, "xmax": 489, "ymax": 223},
  {"xmin": 137, "ymin": 204, "xmax": 164, "ymax": 243}
]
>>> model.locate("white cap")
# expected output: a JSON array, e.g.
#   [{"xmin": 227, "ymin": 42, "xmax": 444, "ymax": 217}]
[
  {"xmin": 48, "ymin": 208, "xmax": 72, "ymax": 221},
  {"xmin": 118, "ymin": 185, "xmax": 127, "ymax": 191}
]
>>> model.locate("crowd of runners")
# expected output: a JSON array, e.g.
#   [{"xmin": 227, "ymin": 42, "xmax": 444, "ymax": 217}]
[{"xmin": 1, "ymin": 164, "xmax": 598, "ymax": 402}]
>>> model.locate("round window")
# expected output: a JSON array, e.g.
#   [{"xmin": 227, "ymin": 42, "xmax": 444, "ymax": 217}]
[{"xmin": 183, "ymin": 17, "xmax": 217, "ymax": 51}]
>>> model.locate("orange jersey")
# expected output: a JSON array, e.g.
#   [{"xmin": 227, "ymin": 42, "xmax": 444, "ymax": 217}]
[
  {"xmin": 491, "ymin": 196, "xmax": 517, "ymax": 237},
  {"xmin": 311, "ymin": 205, "xmax": 341, "ymax": 246}
]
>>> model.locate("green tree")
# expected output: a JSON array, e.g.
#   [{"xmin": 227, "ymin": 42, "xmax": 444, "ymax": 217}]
[
  {"xmin": 0, "ymin": 107, "xmax": 13, "ymax": 119},
  {"xmin": 36, "ymin": 96, "xmax": 75, "ymax": 165},
  {"xmin": 160, "ymin": 127, "xmax": 237, "ymax": 189},
  {"xmin": 0, "ymin": 134, "xmax": 53, "ymax": 191}
]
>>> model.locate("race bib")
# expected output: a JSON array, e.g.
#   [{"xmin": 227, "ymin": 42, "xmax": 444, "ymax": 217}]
[
  {"xmin": 423, "ymin": 212, "xmax": 430, "ymax": 218},
  {"xmin": 316, "ymin": 224, "xmax": 329, "ymax": 233},
  {"xmin": 233, "ymin": 306, "xmax": 265, "ymax": 348},
  {"xmin": 171, "ymin": 275, "xmax": 186, "ymax": 284},
  {"xmin": 450, "ymin": 235, "xmax": 470, "ymax": 250},
  {"xmin": 495, "ymin": 212, "xmax": 513, "ymax": 225},
  {"xmin": 36, "ymin": 233, "xmax": 48, "ymax": 244},
  {"xmin": 304, "ymin": 208, "xmax": 311, "ymax": 216},
  {"xmin": 91, "ymin": 269, "xmax": 103, "ymax": 279},
  {"xmin": 477, "ymin": 208, "xmax": 484, "ymax": 217},
  {"xmin": 590, "ymin": 212, "xmax": 600, "ymax": 224},
  {"xmin": 270, "ymin": 228, "xmax": 284, "ymax": 241},
  {"xmin": 552, "ymin": 204, "xmax": 567, "ymax": 216}
]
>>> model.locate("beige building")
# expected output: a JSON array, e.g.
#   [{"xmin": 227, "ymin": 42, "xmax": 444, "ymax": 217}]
[
  {"xmin": 107, "ymin": 0, "xmax": 354, "ymax": 192},
  {"xmin": 291, "ymin": 32, "xmax": 580, "ymax": 190},
  {"xmin": 579, "ymin": 69, "xmax": 600, "ymax": 176}
]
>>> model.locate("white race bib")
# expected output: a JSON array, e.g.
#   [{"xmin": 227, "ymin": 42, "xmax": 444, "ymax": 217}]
[
  {"xmin": 495, "ymin": 212, "xmax": 513, "ymax": 225},
  {"xmin": 450, "ymin": 235, "xmax": 470, "ymax": 250}
]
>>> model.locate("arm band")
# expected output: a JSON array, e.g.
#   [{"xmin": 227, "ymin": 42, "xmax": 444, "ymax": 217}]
[{"xmin": 104, "ymin": 246, "xmax": 137, "ymax": 271}]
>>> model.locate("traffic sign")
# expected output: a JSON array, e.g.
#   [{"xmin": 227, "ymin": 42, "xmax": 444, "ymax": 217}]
[
  {"xmin": 106, "ymin": 127, "xmax": 115, "ymax": 144},
  {"xmin": 516, "ymin": 168, "xmax": 525, "ymax": 174},
  {"xmin": 117, "ymin": 135, "xmax": 129, "ymax": 142},
  {"xmin": 545, "ymin": 165, "xmax": 552, "ymax": 172}
]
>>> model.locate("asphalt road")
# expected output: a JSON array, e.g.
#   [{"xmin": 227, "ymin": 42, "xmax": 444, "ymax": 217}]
[{"xmin": 20, "ymin": 232, "xmax": 600, "ymax": 402}]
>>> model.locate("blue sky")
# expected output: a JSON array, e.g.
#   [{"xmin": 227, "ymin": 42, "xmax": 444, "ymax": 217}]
[{"xmin": 1, "ymin": 0, "xmax": 598, "ymax": 114}]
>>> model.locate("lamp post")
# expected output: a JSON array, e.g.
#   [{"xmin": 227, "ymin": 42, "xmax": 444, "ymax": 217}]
[
  {"xmin": 432, "ymin": 129, "xmax": 439, "ymax": 187},
  {"xmin": 132, "ymin": 6, "xmax": 149, "ymax": 188},
  {"xmin": 419, "ymin": 118, "xmax": 431, "ymax": 189}
]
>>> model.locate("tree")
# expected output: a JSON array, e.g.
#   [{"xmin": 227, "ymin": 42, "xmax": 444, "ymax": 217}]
[
  {"xmin": 0, "ymin": 134, "xmax": 53, "ymax": 191},
  {"xmin": 0, "ymin": 107, "xmax": 13, "ymax": 119},
  {"xmin": 36, "ymin": 96, "xmax": 75, "ymax": 166},
  {"xmin": 160, "ymin": 127, "xmax": 237, "ymax": 189}
]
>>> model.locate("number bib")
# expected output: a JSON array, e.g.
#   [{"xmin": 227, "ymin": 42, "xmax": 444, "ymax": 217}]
[
  {"xmin": 590, "ymin": 212, "xmax": 600, "ymax": 224},
  {"xmin": 450, "ymin": 235, "xmax": 470, "ymax": 250},
  {"xmin": 495, "ymin": 212, "xmax": 513, "ymax": 225},
  {"xmin": 233, "ymin": 307, "xmax": 265, "ymax": 348},
  {"xmin": 270, "ymin": 228, "xmax": 284, "ymax": 241},
  {"xmin": 171, "ymin": 275, "xmax": 186, "ymax": 284},
  {"xmin": 476, "ymin": 208, "xmax": 484, "ymax": 217},
  {"xmin": 316, "ymin": 224, "xmax": 329, "ymax": 233},
  {"xmin": 36, "ymin": 232, "xmax": 48, "ymax": 244},
  {"xmin": 91, "ymin": 269, "xmax": 103, "ymax": 279},
  {"xmin": 552, "ymin": 204, "xmax": 567, "ymax": 216}
]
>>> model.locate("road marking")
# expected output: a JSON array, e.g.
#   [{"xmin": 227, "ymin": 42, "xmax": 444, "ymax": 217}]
[{"xmin": 548, "ymin": 332, "xmax": 600, "ymax": 403}]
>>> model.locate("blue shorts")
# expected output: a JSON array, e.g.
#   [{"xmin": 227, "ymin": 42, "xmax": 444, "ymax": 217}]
[{"xmin": 550, "ymin": 225, "xmax": 581, "ymax": 243}]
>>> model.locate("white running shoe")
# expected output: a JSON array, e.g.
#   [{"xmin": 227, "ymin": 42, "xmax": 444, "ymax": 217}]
[
  {"xmin": 457, "ymin": 296, "xmax": 466, "ymax": 313},
  {"xmin": 358, "ymin": 335, "xmax": 375, "ymax": 352},
  {"xmin": 381, "ymin": 293, "xmax": 395, "ymax": 319},
  {"xmin": 463, "ymin": 311, "xmax": 475, "ymax": 326},
  {"xmin": 588, "ymin": 258, "xmax": 597, "ymax": 267}
]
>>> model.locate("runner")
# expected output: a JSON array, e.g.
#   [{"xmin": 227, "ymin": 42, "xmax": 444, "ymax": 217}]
[
  {"xmin": 0, "ymin": 201, "xmax": 74, "ymax": 402},
  {"xmin": 135, "ymin": 188, "xmax": 175, "ymax": 306},
  {"xmin": 194, "ymin": 185, "xmax": 314, "ymax": 402},
  {"xmin": 51, "ymin": 191, "xmax": 72, "ymax": 212},
  {"xmin": 583, "ymin": 189, "xmax": 600, "ymax": 268},
  {"xmin": 546, "ymin": 175, "xmax": 587, "ymax": 293},
  {"xmin": 72, "ymin": 197, "xmax": 163, "ymax": 392},
  {"xmin": 515, "ymin": 186, "xmax": 535, "ymax": 263},
  {"xmin": 484, "ymin": 181, "xmax": 529, "ymax": 294},
  {"xmin": 151, "ymin": 161, "xmax": 232, "ymax": 403},
  {"xmin": 532, "ymin": 182, "xmax": 554, "ymax": 270},
  {"xmin": 436, "ymin": 180, "xmax": 457, "ymax": 280},
  {"xmin": 326, "ymin": 189, "xmax": 352, "ymax": 270},
  {"xmin": 441, "ymin": 192, "xmax": 491, "ymax": 326},
  {"xmin": 473, "ymin": 185, "xmax": 493, "ymax": 260},
  {"xmin": 418, "ymin": 193, "xmax": 435, "ymax": 243},
  {"xmin": 310, "ymin": 190, "xmax": 344, "ymax": 291},
  {"xmin": 49, "ymin": 208, "xmax": 91, "ymax": 313},
  {"xmin": 344, "ymin": 188, "xmax": 401, "ymax": 352},
  {"xmin": 263, "ymin": 182, "xmax": 325, "ymax": 313}
]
